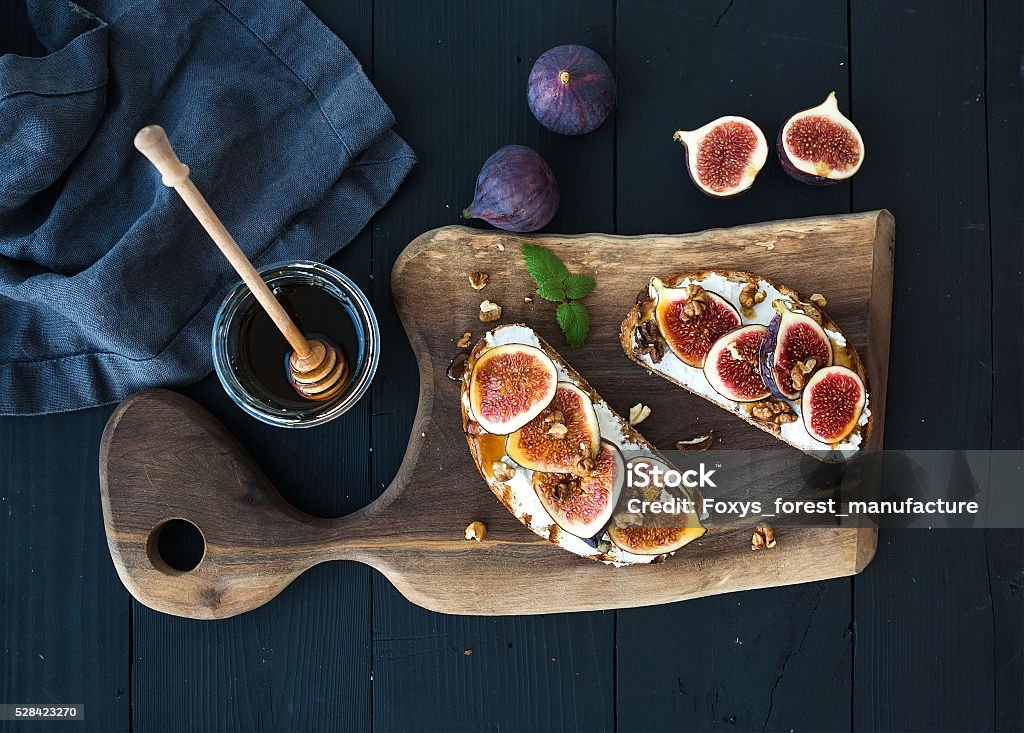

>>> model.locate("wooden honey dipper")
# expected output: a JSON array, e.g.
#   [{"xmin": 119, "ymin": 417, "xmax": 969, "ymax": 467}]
[{"xmin": 134, "ymin": 125, "xmax": 347, "ymax": 401}]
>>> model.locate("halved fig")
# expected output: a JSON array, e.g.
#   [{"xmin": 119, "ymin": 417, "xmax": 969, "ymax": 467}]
[
  {"xmin": 468, "ymin": 344, "xmax": 557, "ymax": 435},
  {"xmin": 673, "ymin": 116, "xmax": 768, "ymax": 197},
  {"xmin": 652, "ymin": 278, "xmax": 741, "ymax": 368},
  {"xmin": 608, "ymin": 456, "xmax": 706, "ymax": 555},
  {"xmin": 506, "ymin": 382, "xmax": 600, "ymax": 473},
  {"xmin": 759, "ymin": 300, "xmax": 833, "ymax": 400},
  {"xmin": 532, "ymin": 440, "xmax": 625, "ymax": 538},
  {"xmin": 778, "ymin": 92, "xmax": 864, "ymax": 185},
  {"xmin": 802, "ymin": 366, "xmax": 866, "ymax": 444},
  {"xmin": 703, "ymin": 325, "xmax": 771, "ymax": 402}
]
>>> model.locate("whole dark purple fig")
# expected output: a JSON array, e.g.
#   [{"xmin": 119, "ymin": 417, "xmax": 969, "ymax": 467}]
[
  {"xmin": 527, "ymin": 45, "xmax": 615, "ymax": 135},
  {"xmin": 463, "ymin": 145, "xmax": 559, "ymax": 232}
]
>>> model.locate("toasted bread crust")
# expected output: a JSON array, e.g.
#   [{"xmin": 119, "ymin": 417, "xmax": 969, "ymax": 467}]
[{"xmin": 619, "ymin": 270, "xmax": 872, "ymax": 454}]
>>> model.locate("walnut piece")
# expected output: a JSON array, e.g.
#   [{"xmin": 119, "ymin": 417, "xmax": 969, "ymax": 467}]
[
  {"xmin": 469, "ymin": 272, "xmax": 489, "ymax": 290},
  {"xmin": 479, "ymin": 300, "xmax": 502, "ymax": 323},
  {"xmin": 490, "ymin": 461, "xmax": 516, "ymax": 482},
  {"xmin": 751, "ymin": 523, "xmax": 776, "ymax": 550},
  {"xmin": 676, "ymin": 431, "xmax": 715, "ymax": 451},
  {"xmin": 680, "ymin": 285, "xmax": 708, "ymax": 321},
  {"xmin": 809, "ymin": 293, "xmax": 828, "ymax": 307},
  {"xmin": 456, "ymin": 331, "xmax": 473, "ymax": 348},
  {"xmin": 629, "ymin": 403, "xmax": 652, "ymax": 426},
  {"xmin": 546, "ymin": 422, "xmax": 569, "ymax": 438},
  {"xmin": 633, "ymin": 320, "xmax": 665, "ymax": 363},
  {"xmin": 789, "ymin": 358, "xmax": 818, "ymax": 391},
  {"xmin": 465, "ymin": 521, "xmax": 487, "ymax": 542},
  {"xmin": 574, "ymin": 442, "xmax": 596, "ymax": 476},
  {"xmin": 738, "ymin": 283, "xmax": 767, "ymax": 309},
  {"xmin": 750, "ymin": 399, "xmax": 799, "ymax": 425}
]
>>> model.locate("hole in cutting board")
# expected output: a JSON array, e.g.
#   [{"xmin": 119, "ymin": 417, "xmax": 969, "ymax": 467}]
[{"xmin": 148, "ymin": 519, "xmax": 206, "ymax": 572}]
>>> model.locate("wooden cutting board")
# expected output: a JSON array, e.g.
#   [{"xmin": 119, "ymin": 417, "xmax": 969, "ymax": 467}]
[{"xmin": 100, "ymin": 210, "xmax": 893, "ymax": 619}]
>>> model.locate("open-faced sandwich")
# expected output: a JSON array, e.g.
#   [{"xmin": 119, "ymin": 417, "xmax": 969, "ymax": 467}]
[
  {"xmin": 621, "ymin": 271, "xmax": 870, "ymax": 459},
  {"xmin": 461, "ymin": 324, "xmax": 705, "ymax": 565}
]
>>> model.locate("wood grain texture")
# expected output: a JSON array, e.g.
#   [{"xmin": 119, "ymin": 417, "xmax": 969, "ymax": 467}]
[
  {"xmin": 851, "ymin": 2, "xmax": 999, "ymax": 731},
  {"xmin": 98, "ymin": 210, "xmax": 891, "ymax": 624}
]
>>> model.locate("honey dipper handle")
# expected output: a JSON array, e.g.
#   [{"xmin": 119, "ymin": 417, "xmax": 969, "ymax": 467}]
[{"xmin": 133, "ymin": 125, "xmax": 312, "ymax": 359}]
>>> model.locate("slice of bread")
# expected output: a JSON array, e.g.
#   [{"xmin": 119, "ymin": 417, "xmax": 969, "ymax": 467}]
[
  {"xmin": 620, "ymin": 270, "xmax": 872, "ymax": 459},
  {"xmin": 460, "ymin": 323, "xmax": 703, "ymax": 565}
]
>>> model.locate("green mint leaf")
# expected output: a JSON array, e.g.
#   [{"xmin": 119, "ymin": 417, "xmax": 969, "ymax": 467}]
[
  {"xmin": 522, "ymin": 243, "xmax": 568, "ymax": 289},
  {"xmin": 556, "ymin": 301, "xmax": 590, "ymax": 349},
  {"xmin": 563, "ymin": 273, "xmax": 596, "ymax": 300},
  {"xmin": 535, "ymin": 281, "xmax": 566, "ymax": 302}
]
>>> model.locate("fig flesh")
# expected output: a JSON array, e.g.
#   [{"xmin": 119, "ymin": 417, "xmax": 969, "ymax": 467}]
[
  {"xmin": 506, "ymin": 382, "xmax": 600, "ymax": 473},
  {"xmin": 759, "ymin": 300, "xmax": 833, "ymax": 401},
  {"xmin": 703, "ymin": 325, "xmax": 772, "ymax": 402},
  {"xmin": 532, "ymin": 440, "xmax": 625, "ymax": 538},
  {"xmin": 673, "ymin": 116, "xmax": 768, "ymax": 197},
  {"xmin": 778, "ymin": 92, "xmax": 864, "ymax": 184},
  {"xmin": 801, "ymin": 366, "xmax": 866, "ymax": 444},
  {"xmin": 463, "ymin": 145, "xmax": 559, "ymax": 232},
  {"xmin": 528, "ymin": 45, "xmax": 615, "ymax": 136},
  {"xmin": 608, "ymin": 456, "xmax": 706, "ymax": 555},
  {"xmin": 652, "ymin": 278, "xmax": 741, "ymax": 367},
  {"xmin": 469, "ymin": 344, "xmax": 558, "ymax": 435}
]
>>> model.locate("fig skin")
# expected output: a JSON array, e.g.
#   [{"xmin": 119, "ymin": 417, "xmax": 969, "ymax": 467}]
[
  {"xmin": 652, "ymin": 279, "xmax": 741, "ymax": 368},
  {"xmin": 532, "ymin": 440, "xmax": 625, "ymax": 539},
  {"xmin": 703, "ymin": 325, "xmax": 771, "ymax": 402},
  {"xmin": 468, "ymin": 343, "xmax": 558, "ymax": 435},
  {"xmin": 528, "ymin": 45, "xmax": 615, "ymax": 136},
  {"xmin": 778, "ymin": 92, "xmax": 864, "ymax": 185},
  {"xmin": 801, "ymin": 366, "xmax": 866, "ymax": 444},
  {"xmin": 759, "ymin": 301, "xmax": 833, "ymax": 401},
  {"xmin": 673, "ymin": 117, "xmax": 768, "ymax": 198},
  {"xmin": 506, "ymin": 382, "xmax": 600, "ymax": 473},
  {"xmin": 463, "ymin": 145, "xmax": 559, "ymax": 232}
]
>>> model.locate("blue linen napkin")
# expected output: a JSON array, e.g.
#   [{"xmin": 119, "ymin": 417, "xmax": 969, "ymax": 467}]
[{"xmin": 0, "ymin": 0, "xmax": 414, "ymax": 415}]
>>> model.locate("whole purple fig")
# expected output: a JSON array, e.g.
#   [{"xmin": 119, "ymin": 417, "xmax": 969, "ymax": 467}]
[
  {"xmin": 462, "ymin": 145, "xmax": 559, "ymax": 232},
  {"xmin": 527, "ymin": 45, "xmax": 615, "ymax": 135}
]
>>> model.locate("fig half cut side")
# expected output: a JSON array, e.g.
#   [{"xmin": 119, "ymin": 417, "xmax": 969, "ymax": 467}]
[
  {"xmin": 759, "ymin": 300, "xmax": 833, "ymax": 401},
  {"xmin": 652, "ymin": 278, "xmax": 741, "ymax": 368},
  {"xmin": 703, "ymin": 324, "xmax": 772, "ymax": 402},
  {"xmin": 468, "ymin": 343, "xmax": 558, "ymax": 435},
  {"xmin": 608, "ymin": 456, "xmax": 706, "ymax": 555},
  {"xmin": 506, "ymin": 382, "xmax": 601, "ymax": 473},
  {"xmin": 801, "ymin": 365, "xmax": 866, "ymax": 444},
  {"xmin": 778, "ymin": 92, "xmax": 864, "ymax": 184},
  {"xmin": 673, "ymin": 116, "xmax": 768, "ymax": 197},
  {"xmin": 532, "ymin": 440, "xmax": 625, "ymax": 539}
]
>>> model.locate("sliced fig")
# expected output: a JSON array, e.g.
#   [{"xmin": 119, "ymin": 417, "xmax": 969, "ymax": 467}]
[
  {"xmin": 608, "ymin": 456, "xmax": 706, "ymax": 555},
  {"xmin": 652, "ymin": 278, "xmax": 741, "ymax": 368},
  {"xmin": 468, "ymin": 344, "xmax": 557, "ymax": 435},
  {"xmin": 758, "ymin": 300, "xmax": 833, "ymax": 401},
  {"xmin": 532, "ymin": 440, "xmax": 625, "ymax": 538},
  {"xmin": 801, "ymin": 366, "xmax": 866, "ymax": 444},
  {"xmin": 673, "ymin": 116, "xmax": 768, "ymax": 197},
  {"xmin": 506, "ymin": 382, "xmax": 600, "ymax": 473},
  {"xmin": 778, "ymin": 92, "xmax": 864, "ymax": 185},
  {"xmin": 703, "ymin": 325, "xmax": 771, "ymax": 402}
]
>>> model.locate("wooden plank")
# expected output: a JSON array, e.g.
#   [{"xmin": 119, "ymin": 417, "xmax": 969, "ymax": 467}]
[
  {"xmin": 986, "ymin": 0, "xmax": 1024, "ymax": 729},
  {"xmin": 369, "ymin": 1, "xmax": 616, "ymax": 729},
  {"xmin": 0, "ymin": 409, "xmax": 129, "ymax": 733},
  {"xmin": 0, "ymin": 7, "xmax": 128, "ymax": 733},
  {"xmin": 128, "ymin": 1, "xmax": 375, "ymax": 729},
  {"xmin": 613, "ymin": 1, "xmax": 856, "ymax": 729},
  {"xmin": 850, "ymin": 1, "xmax": 996, "ymax": 730}
]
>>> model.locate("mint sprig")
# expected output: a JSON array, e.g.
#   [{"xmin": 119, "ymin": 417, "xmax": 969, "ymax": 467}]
[{"xmin": 522, "ymin": 243, "xmax": 595, "ymax": 349}]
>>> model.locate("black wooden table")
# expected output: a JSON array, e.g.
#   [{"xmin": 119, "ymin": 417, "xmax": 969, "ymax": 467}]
[{"xmin": 2, "ymin": 1, "xmax": 1022, "ymax": 731}]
